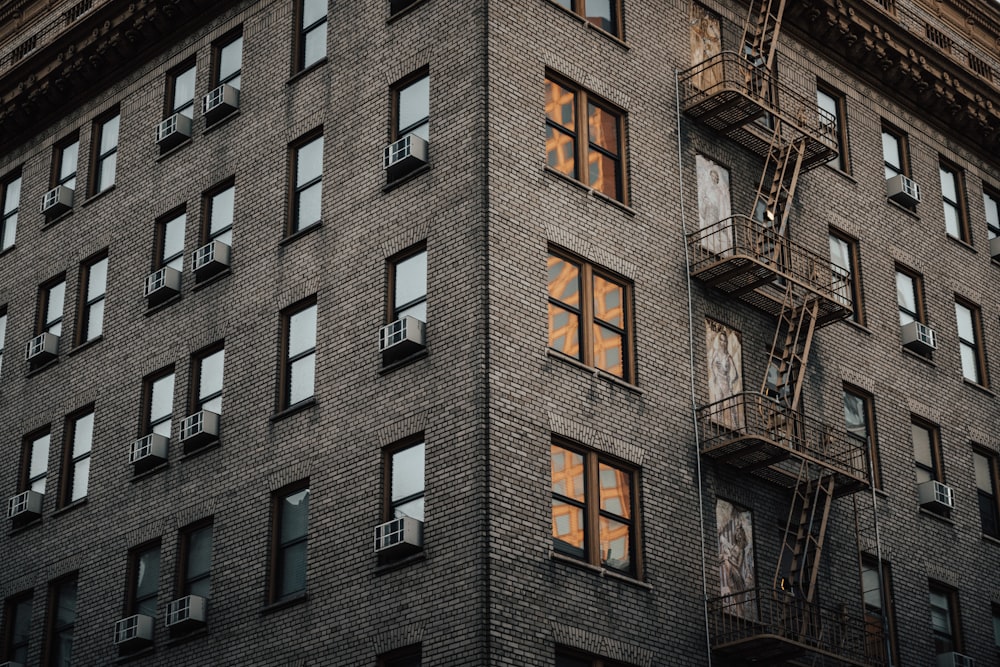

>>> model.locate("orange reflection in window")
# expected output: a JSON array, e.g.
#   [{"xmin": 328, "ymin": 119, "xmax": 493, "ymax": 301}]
[
  {"xmin": 545, "ymin": 80, "xmax": 577, "ymax": 179},
  {"xmin": 551, "ymin": 445, "xmax": 586, "ymax": 553}
]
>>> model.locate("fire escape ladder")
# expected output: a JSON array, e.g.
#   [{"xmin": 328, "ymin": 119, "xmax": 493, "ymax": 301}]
[
  {"xmin": 761, "ymin": 284, "xmax": 820, "ymax": 413},
  {"xmin": 775, "ymin": 462, "xmax": 836, "ymax": 603},
  {"xmin": 741, "ymin": 0, "xmax": 787, "ymax": 72},
  {"xmin": 753, "ymin": 126, "xmax": 806, "ymax": 242}
]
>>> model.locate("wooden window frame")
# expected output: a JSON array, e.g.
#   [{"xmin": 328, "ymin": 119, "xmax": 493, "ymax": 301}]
[
  {"xmin": 547, "ymin": 247, "xmax": 634, "ymax": 382},
  {"xmin": 912, "ymin": 416, "xmax": 943, "ymax": 485},
  {"xmin": 2, "ymin": 591, "xmax": 32, "ymax": 664},
  {"xmin": 154, "ymin": 208, "xmax": 186, "ymax": 272},
  {"xmin": 287, "ymin": 131, "xmax": 324, "ymax": 235},
  {"xmin": 880, "ymin": 121, "xmax": 910, "ymax": 181},
  {"xmin": 36, "ymin": 275, "xmax": 66, "ymax": 338},
  {"xmin": 550, "ymin": 438, "xmax": 641, "ymax": 578},
  {"xmin": 141, "ymin": 366, "xmax": 175, "ymax": 438},
  {"xmin": 278, "ymin": 297, "xmax": 317, "ymax": 410},
  {"xmin": 817, "ymin": 82, "xmax": 850, "ymax": 173},
  {"xmin": 378, "ymin": 643, "xmax": 421, "ymax": 667},
  {"xmin": 955, "ymin": 297, "xmax": 987, "ymax": 387},
  {"xmin": 387, "ymin": 244, "xmax": 427, "ymax": 323},
  {"xmin": 212, "ymin": 31, "xmax": 243, "ymax": 89},
  {"xmin": 829, "ymin": 229, "xmax": 864, "ymax": 325},
  {"xmin": 973, "ymin": 447, "xmax": 1000, "ymax": 539},
  {"xmin": 390, "ymin": 68, "xmax": 429, "ymax": 143},
  {"xmin": 190, "ymin": 342, "xmax": 225, "ymax": 415},
  {"xmin": 939, "ymin": 158, "xmax": 970, "ymax": 242},
  {"xmin": 75, "ymin": 251, "xmax": 107, "ymax": 345},
  {"xmin": 50, "ymin": 134, "xmax": 79, "ymax": 191},
  {"xmin": 268, "ymin": 479, "xmax": 310, "ymax": 604},
  {"xmin": 843, "ymin": 384, "xmax": 880, "ymax": 488},
  {"xmin": 295, "ymin": 0, "xmax": 327, "ymax": 72},
  {"xmin": 545, "ymin": 72, "xmax": 628, "ymax": 204},
  {"xmin": 58, "ymin": 407, "xmax": 93, "ymax": 508},
  {"xmin": 547, "ymin": 0, "xmax": 623, "ymax": 38},
  {"xmin": 89, "ymin": 109, "xmax": 119, "ymax": 196},
  {"xmin": 164, "ymin": 59, "xmax": 197, "ymax": 118},
  {"xmin": 1, "ymin": 170, "xmax": 20, "ymax": 252},
  {"xmin": 928, "ymin": 581, "xmax": 963, "ymax": 654},
  {"xmin": 125, "ymin": 540, "xmax": 161, "ymax": 617},
  {"xmin": 42, "ymin": 573, "xmax": 77, "ymax": 667},
  {"xmin": 177, "ymin": 519, "xmax": 213, "ymax": 599},
  {"xmin": 382, "ymin": 436, "xmax": 425, "ymax": 523}
]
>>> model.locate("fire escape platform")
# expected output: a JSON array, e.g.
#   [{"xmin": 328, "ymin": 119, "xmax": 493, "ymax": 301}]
[
  {"xmin": 678, "ymin": 52, "xmax": 839, "ymax": 170},
  {"xmin": 708, "ymin": 588, "xmax": 886, "ymax": 667},
  {"xmin": 688, "ymin": 215, "xmax": 853, "ymax": 327},
  {"xmin": 697, "ymin": 393, "xmax": 869, "ymax": 495}
]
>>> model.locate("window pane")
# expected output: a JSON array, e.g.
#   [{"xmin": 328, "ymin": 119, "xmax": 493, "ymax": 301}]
[
  {"xmin": 960, "ymin": 344, "xmax": 978, "ymax": 381},
  {"xmin": 100, "ymin": 116, "xmax": 119, "ymax": 153},
  {"xmin": 303, "ymin": 27, "xmax": 326, "ymax": 68},
  {"xmin": 302, "ymin": 0, "xmax": 326, "ymax": 27},
  {"xmin": 862, "ymin": 564, "xmax": 882, "ymax": 609},
  {"xmin": 585, "ymin": 0, "xmax": 613, "ymax": 32},
  {"xmin": 210, "ymin": 188, "xmax": 234, "ymax": 236},
  {"xmin": 895, "ymin": 273, "xmax": 915, "ymax": 324},
  {"xmin": 174, "ymin": 67, "xmax": 196, "ymax": 112},
  {"xmin": 398, "ymin": 302, "xmax": 426, "ymax": 322},
  {"xmin": 150, "ymin": 374, "xmax": 174, "ymax": 423},
  {"xmin": 163, "ymin": 214, "xmax": 185, "ymax": 264},
  {"xmin": 289, "ymin": 355, "xmax": 315, "ymax": 405},
  {"xmin": 986, "ymin": 192, "xmax": 999, "ymax": 231},
  {"xmin": 60, "ymin": 142, "xmax": 79, "ymax": 181},
  {"xmin": 219, "ymin": 37, "xmax": 243, "ymax": 84},
  {"xmin": 13, "ymin": 597, "xmax": 31, "ymax": 647},
  {"xmin": 546, "ymin": 125, "xmax": 577, "ymax": 178},
  {"xmin": 881, "ymin": 132, "xmax": 899, "ymax": 171},
  {"xmin": 944, "ymin": 203, "xmax": 960, "ymax": 237},
  {"xmin": 545, "ymin": 80, "xmax": 575, "ymax": 131},
  {"xmin": 929, "ymin": 591, "xmax": 951, "ymax": 634},
  {"xmin": 551, "ymin": 445, "xmax": 584, "ymax": 501},
  {"xmin": 29, "ymin": 435, "xmax": 49, "ymax": 480},
  {"xmin": 939, "ymin": 167, "xmax": 957, "ymax": 201},
  {"xmin": 588, "ymin": 103, "xmax": 619, "ymax": 155},
  {"xmin": 548, "ymin": 305, "xmax": 580, "ymax": 358},
  {"xmin": 547, "ymin": 256, "xmax": 579, "ymax": 306},
  {"xmin": 843, "ymin": 391, "xmax": 867, "ymax": 442},
  {"xmin": 395, "ymin": 251, "xmax": 427, "ymax": 312},
  {"xmin": 280, "ymin": 541, "xmax": 307, "ymax": 595},
  {"xmin": 391, "ymin": 444, "xmax": 425, "ymax": 505},
  {"xmin": 599, "ymin": 515, "xmax": 630, "ymax": 571},
  {"xmin": 552, "ymin": 499, "xmax": 585, "ymax": 555},
  {"xmin": 955, "ymin": 303, "xmax": 974, "ymax": 340},
  {"xmin": 280, "ymin": 489, "xmax": 310, "ymax": 542},
  {"xmin": 70, "ymin": 457, "xmax": 89, "ymax": 502},
  {"xmin": 398, "ymin": 76, "xmax": 429, "ymax": 134},
  {"xmin": 297, "ymin": 137, "xmax": 323, "ymax": 187},
  {"xmin": 88, "ymin": 258, "xmax": 107, "ymax": 298},
  {"xmin": 297, "ymin": 182, "xmax": 322, "ymax": 228},
  {"xmin": 593, "ymin": 275, "xmax": 623, "ymax": 327},
  {"xmin": 73, "ymin": 413, "xmax": 93, "ymax": 457},
  {"xmin": 974, "ymin": 452, "xmax": 994, "ymax": 491},
  {"xmin": 136, "ymin": 548, "xmax": 160, "ymax": 600},
  {"xmin": 56, "ymin": 581, "xmax": 77, "ymax": 626},
  {"xmin": 912, "ymin": 424, "xmax": 933, "ymax": 468},
  {"xmin": 592, "ymin": 324, "xmax": 623, "ymax": 377},
  {"xmin": 288, "ymin": 305, "xmax": 317, "ymax": 357},
  {"xmin": 47, "ymin": 282, "xmax": 65, "ymax": 325},
  {"xmin": 587, "ymin": 151, "xmax": 619, "ymax": 200},
  {"xmin": 4, "ymin": 176, "xmax": 20, "ymax": 211},
  {"xmin": 598, "ymin": 463, "xmax": 630, "ymax": 519},
  {"xmin": 394, "ymin": 497, "xmax": 424, "ymax": 521},
  {"xmin": 187, "ymin": 526, "xmax": 213, "ymax": 580},
  {"xmin": 199, "ymin": 349, "xmax": 225, "ymax": 401}
]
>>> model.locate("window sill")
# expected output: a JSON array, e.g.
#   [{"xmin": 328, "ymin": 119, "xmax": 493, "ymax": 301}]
[
  {"xmin": 820, "ymin": 163, "xmax": 857, "ymax": 183},
  {"xmin": 270, "ymin": 397, "xmax": 317, "ymax": 422},
  {"xmin": 962, "ymin": 378, "xmax": 995, "ymax": 397},
  {"xmin": 374, "ymin": 551, "xmax": 426, "ymax": 574},
  {"xmin": 946, "ymin": 234, "xmax": 976, "ymax": 253},
  {"xmin": 25, "ymin": 357, "xmax": 59, "ymax": 377},
  {"xmin": 203, "ymin": 109, "xmax": 240, "ymax": 134},
  {"xmin": 380, "ymin": 349, "xmax": 429, "ymax": 374},
  {"xmin": 543, "ymin": 166, "xmax": 634, "ymax": 215},
  {"xmin": 43, "ymin": 209, "xmax": 74, "ymax": 227},
  {"xmin": 386, "ymin": 0, "xmax": 429, "ymax": 22},
  {"xmin": 550, "ymin": 552, "xmax": 650, "ymax": 589},
  {"xmin": 260, "ymin": 591, "xmax": 308, "ymax": 614},
  {"xmin": 131, "ymin": 461, "xmax": 170, "ymax": 482},
  {"xmin": 843, "ymin": 319, "xmax": 872, "ymax": 335},
  {"xmin": 81, "ymin": 185, "xmax": 115, "ymax": 207},
  {"xmin": 145, "ymin": 292, "xmax": 182, "ymax": 316},
  {"xmin": 543, "ymin": 0, "xmax": 628, "ymax": 48},
  {"xmin": 279, "ymin": 220, "xmax": 323, "ymax": 246},
  {"xmin": 7, "ymin": 516, "xmax": 42, "ymax": 536},
  {"xmin": 114, "ymin": 646, "xmax": 156, "ymax": 663},
  {"xmin": 156, "ymin": 137, "xmax": 193, "ymax": 162},
  {"xmin": 901, "ymin": 346, "xmax": 935, "ymax": 366},
  {"xmin": 918, "ymin": 506, "xmax": 956, "ymax": 525},
  {"xmin": 52, "ymin": 498, "xmax": 87, "ymax": 517},
  {"xmin": 68, "ymin": 335, "xmax": 103, "ymax": 356},
  {"xmin": 383, "ymin": 163, "xmax": 431, "ymax": 192},
  {"xmin": 546, "ymin": 348, "xmax": 641, "ymax": 394},
  {"xmin": 287, "ymin": 58, "xmax": 326, "ymax": 84},
  {"xmin": 192, "ymin": 267, "xmax": 231, "ymax": 291}
]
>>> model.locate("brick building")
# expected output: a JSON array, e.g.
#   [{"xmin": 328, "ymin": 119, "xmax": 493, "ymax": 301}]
[{"xmin": 0, "ymin": 0, "xmax": 998, "ymax": 665}]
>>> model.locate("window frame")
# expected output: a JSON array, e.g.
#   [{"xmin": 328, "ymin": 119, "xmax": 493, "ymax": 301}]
[
  {"xmin": 985, "ymin": 185, "xmax": 1000, "ymax": 242},
  {"xmin": 154, "ymin": 208, "xmax": 186, "ymax": 273},
  {"xmin": 928, "ymin": 581, "xmax": 963, "ymax": 654},
  {"xmin": 75, "ymin": 251, "xmax": 107, "ymax": 345},
  {"xmin": 177, "ymin": 520, "xmax": 213, "ymax": 600},
  {"xmin": 212, "ymin": 32, "xmax": 243, "ymax": 90},
  {"xmin": 843, "ymin": 384, "xmax": 880, "ymax": 488},
  {"xmin": 939, "ymin": 158, "xmax": 970, "ymax": 242},
  {"xmin": 955, "ymin": 297, "xmax": 987, "ymax": 386},
  {"xmin": 894, "ymin": 265, "xmax": 927, "ymax": 330},
  {"xmin": 547, "ymin": 247, "xmax": 634, "ymax": 382},
  {"xmin": 829, "ymin": 229, "xmax": 863, "ymax": 325},
  {"xmin": 881, "ymin": 121, "xmax": 910, "ymax": 181},
  {"xmin": 390, "ymin": 68, "xmax": 430, "ymax": 143},
  {"xmin": 2, "ymin": 591, "xmax": 32, "ymax": 664},
  {"xmin": 190, "ymin": 342, "xmax": 225, "ymax": 416},
  {"xmin": 20, "ymin": 429, "xmax": 50, "ymax": 496},
  {"xmin": 165, "ymin": 60, "xmax": 197, "ymax": 119},
  {"xmin": 0, "ymin": 307, "xmax": 7, "ymax": 377},
  {"xmin": 382, "ymin": 436, "xmax": 426, "ymax": 524},
  {"xmin": 50, "ymin": 134, "xmax": 80, "ymax": 192},
  {"xmin": 973, "ymin": 447, "xmax": 1000, "ymax": 539},
  {"xmin": 43, "ymin": 573, "xmax": 77, "ymax": 667},
  {"xmin": 125, "ymin": 540, "xmax": 161, "ymax": 618},
  {"xmin": 544, "ymin": 72, "xmax": 628, "ymax": 204},
  {"xmin": 911, "ymin": 416, "xmax": 943, "ymax": 486},
  {"xmin": 90, "ymin": 109, "xmax": 119, "ymax": 195},
  {"xmin": 1, "ymin": 170, "xmax": 20, "ymax": 252},
  {"xmin": 860, "ymin": 556, "xmax": 897, "ymax": 665},
  {"xmin": 387, "ymin": 244, "xmax": 427, "ymax": 323},
  {"xmin": 278, "ymin": 297, "xmax": 317, "ymax": 410},
  {"xmin": 36, "ymin": 275, "xmax": 66, "ymax": 339},
  {"xmin": 816, "ymin": 82, "xmax": 850, "ymax": 173},
  {"xmin": 58, "ymin": 407, "xmax": 93, "ymax": 508},
  {"xmin": 295, "ymin": 0, "xmax": 327, "ymax": 72},
  {"xmin": 550, "ymin": 438, "xmax": 641, "ymax": 578},
  {"xmin": 268, "ymin": 480, "xmax": 310, "ymax": 604},
  {"xmin": 201, "ymin": 181, "xmax": 235, "ymax": 247},
  {"xmin": 547, "ymin": 0, "xmax": 623, "ymax": 38},
  {"xmin": 141, "ymin": 366, "xmax": 175, "ymax": 438},
  {"xmin": 287, "ymin": 131, "xmax": 324, "ymax": 235}
]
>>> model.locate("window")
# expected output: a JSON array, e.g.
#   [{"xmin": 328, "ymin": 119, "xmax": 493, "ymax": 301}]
[
  {"xmin": 545, "ymin": 74, "xmax": 626, "ymax": 203},
  {"xmin": 178, "ymin": 521, "xmax": 213, "ymax": 600},
  {"xmin": 2, "ymin": 592, "xmax": 32, "ymax": 664},
  {"xmin": 955, "ymin": 298, "xmax": 987, "ymax": 385},
  {"xmin": 143, "ymin": 367, "xmax": 175, "ymax": 438},
  {"xmin": 549, "ymin": 0, "xmax": 621, "ymax": 35},
  {"xmin": 51, "ymin": 136, "xmax": 79, "ymax": 192},
  {"xmin": 1, "ymin": 171, "xmax": 20, "ymax": 251},
  {"xmin": 214, "ymin": 34, "xmax": 242, "ymax": 90},
  {"xmin": 817, "ymin": 84, "xmax": 849, "ymax": 172},
  {"xmin": 547, "ymin": 249, "xmax": 633, "ymax": 381},
  {"xmin": 91, "ymin": 111, "xmax": 119, "ymax": 194},
  {"xmin": 391, "ymin": 71, "xmax": 429, "ymax": 144},
  {"xmin": 985, "ymin": 186, "xmax": 1000, "ymax": 242},
  {"xmin": 929, "ymin": 582, "xmax": 962, "ymax": 655},
  {"xmin": 973, "ymin": 448, "xmax": 1000, "ymax": 538},
  {"xmin": 843, "ymin": 385, "xmax": 880, "ymax": 487},
  {"xmin": 550, "ymin": 440, "xmax": 638, "ymax": 576},
  {"xmin": 861, "ymin": 557, "xmax": 896, "ymax": 665},
  {"xmin": 555, "ymin": 647, "xmax": 634, "ymax": 666},
  {"xmin": 279, "ymin": 299, "xmax": 316, "ymax": 409},
  {"xmin": 289, "ymin": 133, "xmax": 323, "ymax": 234},
  {"xmin": 270, "ymin": 482, "xmax": 309, "ymax": 602},
  {"xmin": 126, "ymin": 541, "xmax": 160, "ymax": 618},
  {"xmin": 36, "ymin": 276, "xmax": 66, "ymax": 338},
  {"xmin": 191, "ymin": 344, "xmax": 225, "ymax": 415},
  {"xmin": 0, "ymin": 308, "xmax": 6, "ymax": 375},
  {"xmin": 155, "ymin": 209, "xmax": 185, "ymax": 272},
  {"xmin": 384, "ymin": 439, "xmax": 425, "ymax": 522},
  {"xmin": 378, "ymin": 644, "xmax": 421, "ymax": 667},
  {"xmin": 296, "ymin": 0, "xmax": 327, "ymax": 71},
  {"xmin": 59, "ymin": 409, "xmax": 93, "ymax": 507},
  {"xmin": 44, "ymin": 574, "xmax": 77, "ymax": 667},
  {"xmin": 912, "ymin": 417, "xmax": 943, "ymax": 486},
  {"xmin": 389, "ymin": 246, "xmax": 427, "ymax": 323},
  {"xmin": 829, "ymin": 230, "xmax": 863, "ymax": 324},
  {"xmin": 76, "ymin": 253, "xmax": 107, "ymax": 344},
  {"xmin": 881, "ymin": 123, "xmax": 909, "ymax": 180},
  {"xmin": 20, "ymin": 430, "xmax": 50, "ymax": 496},
  {"xmin": 939, "ymin": 161, "xmax": 969, "ymax": 241},
  {"xmin": 166, "ymin": 62, "xmax": 196, "ymax": 118},
  {"xmin": 203, "ymin": 183, "xmax": 234, "ymax": 248}
]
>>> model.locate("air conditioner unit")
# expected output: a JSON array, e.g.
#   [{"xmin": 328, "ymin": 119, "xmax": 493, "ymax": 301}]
[
  {"xmin": 113, "ymin": 614, "xmax": 154, "ymax": 649},
  {"xmin": 129, "ymin": 433, "xmax": 169, "ymax": 470},
  {"xmin": 900, "ymin": 320, "xmax": 936, "ymax": 354},
  {"xmin": 192, "ymin": 240, "xmax": 231, "ymax": 281},
  {"xmin": 990, "ymin": 236, "xmax": 1000, "ymax": 261},
  {"xmin": 373, "ymin": 516, "xmax": 423, "ymax": 556},
  {"xmin": 25, "ymin": 332, "xmax": 59, "ymax": 362},
  {"xmin": 937, "ymin": 652, "xmax": 975, "ymax": 667},
  {"xmin": 156, "ymin": 113, "xmax": 192, "ymax": 151},
  {"xmin": 383, "ymin": 133, "xmax": 428, "ymax": 180},
  {"xmin": 179, "ymin": 410, "xmax": 219, "ymax": 449},
  {"xmin": 144, "ymin": 267, "xmax": 181, "ymax": 306},
  {"xmin": 379, "ymin": 316, "xmax": 426, "ymax": 364},
  {"xmin": 40, "ymin": 185, "xmax": 73, "ymax": 217},
  {"xmin": 918, "ymin": 479, "xmax": 954, "ymax": 512},
  {"xmin": 886, "ymin": 174, "xmax": 921, "ymax": 206},
  {"xmin": 165, "ymin": 595, "xmax": 206, "ymax": 631},
  {"xmin": 202, "ymin": 84, "xmax": 239, "ymax": 124},
  {"xmin": 7, "ymin": 490, "xmax": 43, "ymax": 520}
]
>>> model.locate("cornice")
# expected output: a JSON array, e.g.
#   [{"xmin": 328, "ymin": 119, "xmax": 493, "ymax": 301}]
[{"xmin": 786, "ymin": 0, "xmax": 1000, "ymax": 161}]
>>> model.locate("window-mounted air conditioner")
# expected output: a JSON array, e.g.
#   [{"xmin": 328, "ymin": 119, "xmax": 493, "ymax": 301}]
[
  {"xmin": 900, "ymin": 320, "xmax": 936, "ymax": 354},
  {"xmin": 886, "ymin": 174, "xmax": 921, "ymax": 207},
  {"xmin": 40, "ymin": 185, "xmax": 74, "ymax": 217},
  {"xmin": 113, "ymin": 614, "xmax": 154, "ymax": 649},
  {"xmin": 156, "ymin": 113, "xmax": 192, "ymax": 151},
  {"xmin": 918, "ymin": 479, "xmax": 954, "ymax": 512},
  {"xmin": 7, "ymin": 490, "xmax": 43, "ymax": 520},
  {"xmin": 144, "ymin": 267, "xmax": 181, "ymax": 306},
  {"xmin": 373, "ymin": 516, "xmax": 423, "ymax": 556},
  {"xmin": 937, "ymin": 652, "xmax": 975, "ymax": 667},
  {"xmin": 25, "ymin": 332, "xmax": 59, "ymax": 362},
  {"xmin": 165, "ymin": 595, "xmax": 206, "ymax": 631},
  {"xmin": 383, "ymin": 133, "xmax": 428, "ymax": 181},
  {"xmin": 192, "ymin": 240, "xmax": 230, "ymax": 281},
  {"xmin": 179, "ymin": 410, "xmax": 219, "ymax": 449},
  {"xmin": 129, "ymin": 433, "xmax": 169, "ymax": 470},
  {"xmin": 202, "ymin": 84, "xmax": 239, "ymax": 124},
  {"xmin": 379, "ymin": 316, "xmax": 426, "ymax": 364}
]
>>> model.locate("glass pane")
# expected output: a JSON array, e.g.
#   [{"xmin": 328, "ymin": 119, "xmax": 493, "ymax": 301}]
[
  {"xmin": 394, "ymin": 251, "xmax": 427, "ymax": 312},
  {"xmin": 100, "ymin": 116, "xmax": 119, "ymax": 153},
  {"xmin": 944, "ymin": 203, "xmax": 960, "ymax": 237},
  {"xmin": 0, "ymin": 313, "xmax": 5, "ymax": 347},
  {"xmin": 929, "ymin": 591, "xmax": 951, "ymax": 633},
  {"xmin": 547, "ymin": 304, "xmax": 579, "ymax": 358},
  {"xmin": 551, "ymin": 445, "xmax": 584, "ymax": 501},
  {"xmin": 961, "ymin": 344, "xmax": 979, "ymax": 382},
  {"xmin": 955, "ymin": 302, "xmax": 974, "ymax": 341},
  {"xmin": 163, "ymin": 214, "xmax": 185, "ymax": 264},
  {"xmin": 174, "ymin": 66, "xmax": 196, "ymax": 110},
  {"xmin": 2, "ymin": 212, "xmax": 16, "ymax": 249},
  {"xmin": 88, "ymin": 258, "xmax": 107, "ymax": 298},
  {"xmin": 4, "ymin": 176, "xmax": 20, "ymax": 212},
  {"xmin": 151, "ymin": 374, "xmax": 174, "ymax": 423},
  {"xmin": 546, "ymin": 126, "xmax": 576, "ymax": 178},
  {"xmin": 829, "ymin": 234, "xmax": 849, "ymax": 270},
  {"xmin": 303, "ymin": 25, "xmax": 326, "ymax": 68},
  {"xmin": 895, "ymin": 272, "xmax": 915, "ymax": 322},
  {"xmin": 547, "ymin": 255, "xmax": 579, "ymax": 305},
  {"xmin": 85, "ymin": 300, "xmax": 103, "ymax": 340},
  {"xmin": 60, "ymin": 142, "xmax": 79, "ymax": 181},
  {"xmin": 545, "ymin": 80, "xmax": 575, "ymax": 130},
  {"xmin": 136, "ymin": 547, "xmax": 160, "ymax": 599},
  {"xmin": 30, "ymin": 435, "xmax": 49, "ymax": 479},
  {"xmin": 219, "ymin": 37, "xmax": 243, "ymax": 85},
  {"xmin": 391, "ymin": 444, "xmax": 425, "ymax": 504},
  {"xmin": 939, "ymin": 166, "xmax": 957, "ymax": 201},
  {"xmin": 187, "ymin": 526, "xmax": 213, "ymax": 579},
  {"xmin": 153, "ymin": 419, "xmax": 171, "ymax": 438},
  {"xmin": 279, "ymin": 541, "xmax": 307, "ymax": 596},
  {"xmin": 397, "ymin": 76, "xmax": 429, "ymax": 134},
  {"xmin": 295, "ymin": 182, "xmax": 321, "ymax": 229},
  {"xmin": 588, "ymin": 151, "xmax": 619, "ymax": 200},
  {"xmin": 302, "ymin": 0, "xmax": 326, "ymax": 27},
  {"xmin": 288, "ymin": 305, "xmax": 317, "ymax": 357},
  {"xmin": 986, "ymin": 192, "xmax": 999, "ymax": 228},
  {"xmin": 974, "ymin": 452, "xmax": 994, "ymax": 492},
  {"xmin": 13, "ymin": 597, "xmax": 31, "ymax": 645},
  {"xmin": 47, "ymin": 281, "xmax": 65, "ymax": 325},
  {"xmin": 398, "ymin": 301, "xmax": 426, "ymax": 322},
  {"xmin": 843, "ymin": 391, "xmax": 867, "ymax": 441},
  {"xmin": 585, "ymin": 0, "xmax": 613, "ymax": 32},
  {"xmin": 394, "ymin": 497, "xmax": 424, "ymax": 521},
  {"xmin": 210, "ymin": 187, "xmax": 235, "ymax": 236},
  {"xmin": 297, "ymin": 137, "xmax": 324, "ymax": 187},
  {"xmin": 912, "ymin": 424, "xmax": 933, "ymax": 467},
  {"xmin": 199, "ymin": 349, "xmax": 225, "ymax": 401},
  {"xmin": 99, "ymin": 154, "xmax": 116, "ymax": 190},
  {"xmin": 588, "ymin": 103, "xmax": 618, "ymax": 154},
  {"xmin": 592, "ymin": 324, "xmax": 623, "ymax": 377},
  {"xmin": 189, "ymin": 577, "xmax": 211, "ymax": 600},
  {"xmin": 73, "ymin": 413, "xmax": 93, "ymax": 456},
  {"xmin": 289, "ymin": 355, "xmax": 315, "ymax": 405},
  {"xmin": 281, "ymin": 488, "xmax": 310, "ymax": 542},
  {"xmin": 552, "ymin": 499, "xmax": 585, "ymax": 555},
  {"xmin": 881, "ymin": 132, "xmax": 900, "ymax": 170},
  {"xmin": 916, "ymin": 467, "xmax": 933, "ymax": 484},
  {"xmin": 598, "ymin": 463, "xmax": 630, "ymax": 518},
  {"xmin": 592, "ymin": 275, "xmax": 623, "ymax": 327},
  {"xmin": 56, "ymin": 581, "xmax": 77, "ymax": 626},
  {"xmin": 70, "ymin": 457, "xmax": 89, "ymax": 501},
  {"xmin": 862, "ymin": 564, "xmax": 882, "ymax": 609},
  {"xmin": 599, "ymin": 515, "xmax": 630, "ymax": 572}
]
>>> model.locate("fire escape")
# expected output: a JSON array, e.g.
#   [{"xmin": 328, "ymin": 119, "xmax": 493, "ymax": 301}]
[{"xmin": 679, "ymin": 1, "xmax": 885, "ymax": 665}]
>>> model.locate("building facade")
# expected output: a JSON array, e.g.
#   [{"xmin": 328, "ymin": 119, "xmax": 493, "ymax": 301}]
[{"xmin": 0, "ymin": 0, "xmax": 998, "ymax": 665}]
